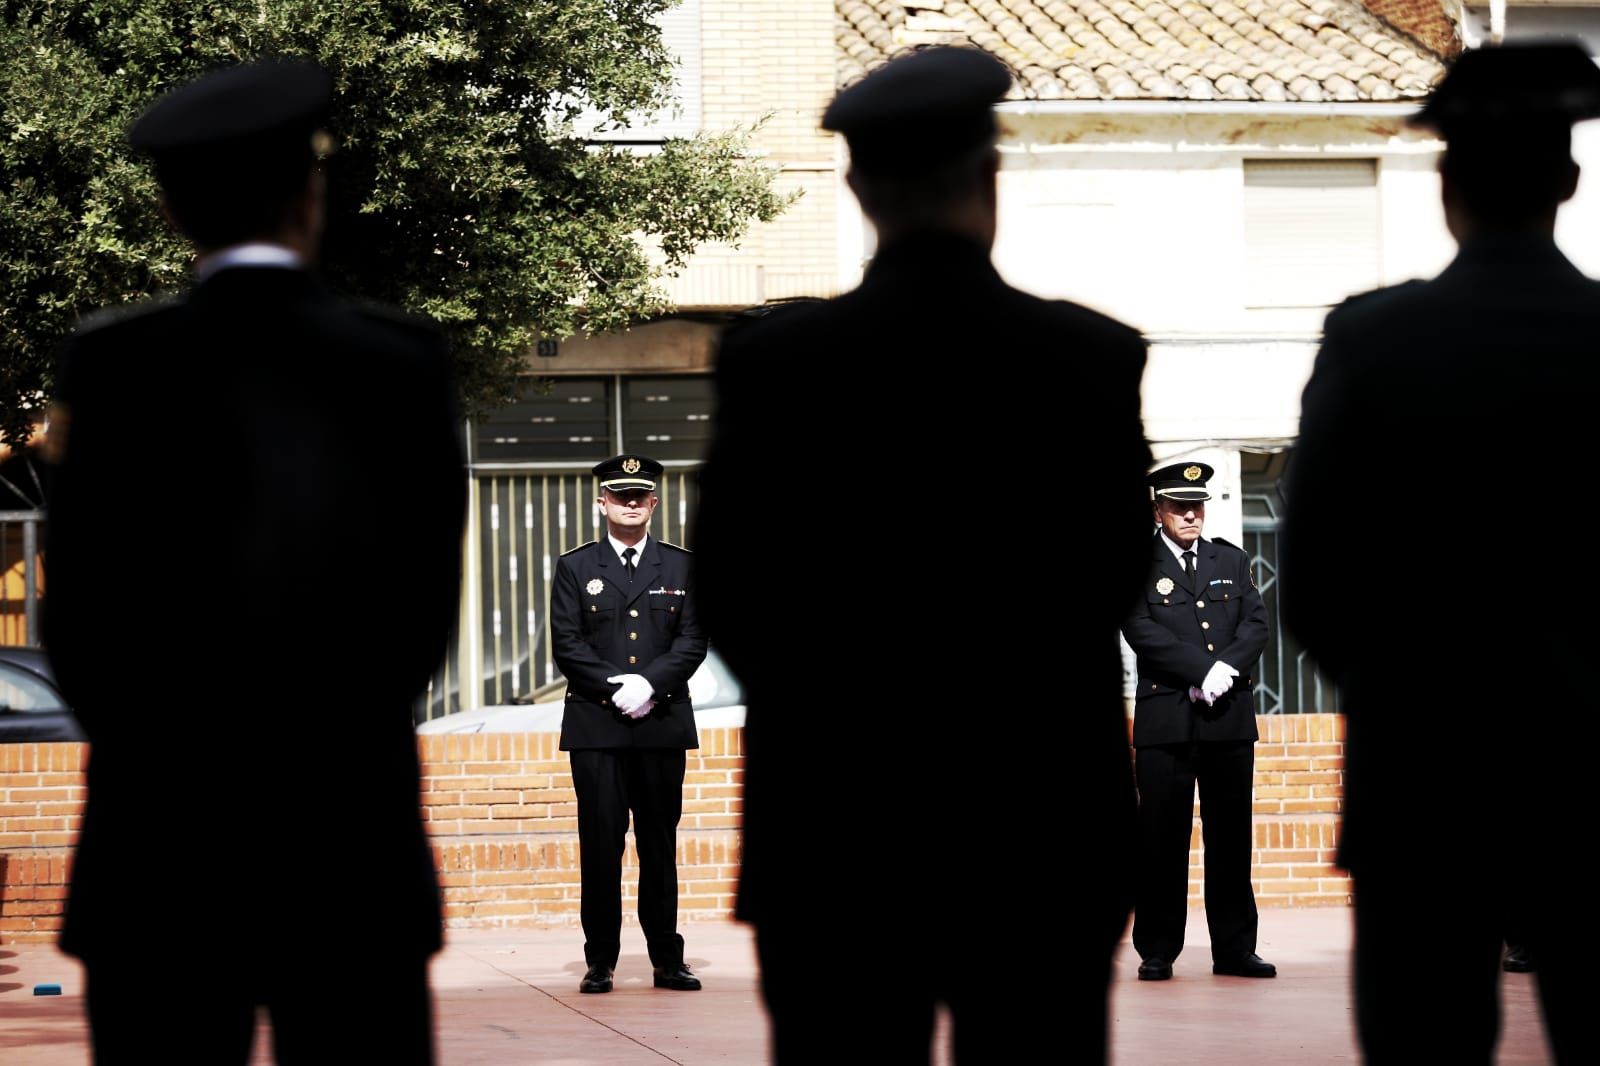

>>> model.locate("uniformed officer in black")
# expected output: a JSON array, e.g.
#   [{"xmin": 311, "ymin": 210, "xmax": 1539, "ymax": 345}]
[
  {"xmin": 45, "ymin": 62, "xmax": 463, "ymax": 1063},
  {"xmin": 1283, "ymin": 42, "xmax": 1600, "ymax": 1063},
  {"xmin": 697, "ymin": 47, "xmax": 1151, "ymax": 1064},
  {"xmin": 551, "ymin": 453, "xmax": 707, "ymax": 994},
  {"xmin": 1121, "ymin": 462, "xmax": 1272, "ymax": 981}
]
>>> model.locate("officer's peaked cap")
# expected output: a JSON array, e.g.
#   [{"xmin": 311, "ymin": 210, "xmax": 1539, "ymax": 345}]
[
  {"xmin": 129, "ymin": 60, "xmax": 332, "ymax": 163},
  {"xmin": 1410, "ymin": 41, "xmax": 1600, "ymax": 137},
  {"xmin": 823, "ymin": 47, "xmax": 1011, "ymax": 177},
  {"xmin": 1149, "ymin": 461, "xmax": 1214, "ymax": 503},
  {"xmin": 594, "ymin": 454, "xmax": 662, "ymax": 494}
]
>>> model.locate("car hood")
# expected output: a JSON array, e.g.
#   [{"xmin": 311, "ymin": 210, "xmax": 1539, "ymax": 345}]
[{"xmin": 415, "ymin": 700, "xmax": 746, "ymax": 736}]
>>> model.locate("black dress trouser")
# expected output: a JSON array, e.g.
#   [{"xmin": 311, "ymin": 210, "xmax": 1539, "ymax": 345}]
[
  {"xmin": 1132, "ymin": 739, "xmax": 1258, "ymax": 964},
  {"xmin": 570, "ymin": 747, "xmax": 687, "ymax": 969},
  {"xmin": 86, "ymin": 950, "xmax": 433, "ymax": 1064}
]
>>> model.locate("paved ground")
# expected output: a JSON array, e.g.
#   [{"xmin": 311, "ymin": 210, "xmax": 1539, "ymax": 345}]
[{"xmin": 0, "ymin": 908, "xmax": 1554, "ymax": 1063}]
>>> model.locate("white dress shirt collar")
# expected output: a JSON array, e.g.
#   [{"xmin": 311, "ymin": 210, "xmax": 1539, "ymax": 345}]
[
  {"xmin": 196, "ymin": 243, "xmax": 304, "ymax": 282},
  {"xmin": 607, "ymin": 533, "xmax": 650, "ymax": 565},
  {"xmin": 1158, "ymin": 528, "xmax": 1203, "ymax": 563}
]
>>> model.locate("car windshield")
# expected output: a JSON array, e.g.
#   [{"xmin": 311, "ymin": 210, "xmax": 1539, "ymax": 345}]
[
  {"xmin": 0, "ymin": 662, "xmax": 68, "ymax": 714},
  {"xmin": 686, "ymin": 648, "xmax": 743, "ymax": 710}
]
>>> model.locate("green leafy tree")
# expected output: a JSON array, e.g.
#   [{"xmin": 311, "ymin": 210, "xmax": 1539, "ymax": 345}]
[{"xmin": 0, "ymin": 1, "xmax": 791, "ymax": 448}]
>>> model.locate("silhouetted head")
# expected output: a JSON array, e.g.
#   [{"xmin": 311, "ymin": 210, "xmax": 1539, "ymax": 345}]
[
  {"xmin": 130, "ymin": 60, "xmax": 332, "ymax": 251},
  {"xmin": 825, "ymin": 47, "xmax": 1012, "ymax": 246},
  {"xmin": 1412, "ymin": 42, "xmax": 1600, "ymax": 234}
]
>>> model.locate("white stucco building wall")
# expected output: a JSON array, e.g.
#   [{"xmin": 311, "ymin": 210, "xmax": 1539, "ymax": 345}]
[
  {"xmin": 821, "ymin": 92, "xmax": 1600, "ymax": 453},
  {"xmin": 984, "ymin": 106, "xmax": 1460, "ymax": 449}
]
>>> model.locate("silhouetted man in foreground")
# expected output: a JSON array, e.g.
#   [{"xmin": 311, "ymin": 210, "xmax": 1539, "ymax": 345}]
[
  {"xmin": 696, "ymin": 47, "xmax": 1151, "ymax": 1063},
  {"xmin": 1283, "ymin": 42, "xmax": 1599, "ymax": 1065},
  {"xmin": 45, "ymin": 62, "xmax": 464, "ymax": 1064}
]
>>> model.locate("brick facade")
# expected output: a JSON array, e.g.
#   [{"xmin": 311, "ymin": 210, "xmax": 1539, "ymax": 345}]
[
  {"xmin": 1233, "ymin": 714, "xmax": 1349, "ymax": 907},
  {"xmin": 1, "ymin": 717, "xmax": 1346, "ymax": 943},
  {"xmin": 660, "ymin": 0, "xmax": 845, "ymax": 308},
  {"xmin": 420, "ymin": 730, "xmax": 743, "ymax": 926},
  {"xmin": 1362, "ymin": 0, "xmax": 1463, "ymax": 62}
]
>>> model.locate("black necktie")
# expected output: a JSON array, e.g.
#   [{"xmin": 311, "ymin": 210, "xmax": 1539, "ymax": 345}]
[
  {"xmin": 1182, "ymin": 550, "xmax": 1196, "ymax": 590},
  {"xmin": 623, "ymin": 546, "xmax": 637, "ymax": 581}
]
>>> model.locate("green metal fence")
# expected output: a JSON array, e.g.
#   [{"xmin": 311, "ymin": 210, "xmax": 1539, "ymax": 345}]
[{"xmin": 1243, "ymin": 493, "xmax": 1336, "ymax": 715}]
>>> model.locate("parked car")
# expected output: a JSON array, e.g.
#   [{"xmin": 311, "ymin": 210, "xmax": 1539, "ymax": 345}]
[
  {"xmin": 416, "ymin": 647, "xmax": 745, "ymax": 735},
  {"xmin": 0, "ymin": 646, "xmax": 85, "ymax": 742}
]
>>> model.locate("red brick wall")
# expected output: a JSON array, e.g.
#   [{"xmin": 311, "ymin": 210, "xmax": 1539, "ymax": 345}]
[
  {"xmin": 1363, "ymin": 0, "xmax": 1462, "ymax": 61},
  {"xmin": 1224, "ymin": 714, "xmax": 1349, "ymax": 906},
  {"xmin": 0, "ymin": 743, "xmax": 85, "ymax": 940},
  {"xmin": 3, "ymin": 718, "xmax": 1344, "ymax": 943},
  {"xmin": 419, "ymin": 729, "xmax": 744, "ymax": 926}
]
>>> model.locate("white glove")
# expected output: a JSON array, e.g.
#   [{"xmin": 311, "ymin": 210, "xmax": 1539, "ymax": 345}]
[
  {"xmin": 606, "ymin": 674, "xmax": 656, "ymax": 717},
  {"xmin": 1200, "ymin": 661, "xmax": 1239, "ymax": 704},
  {"xmin": 1188, "ymin": 685, "xmax": 1209, "ymax": 705}
]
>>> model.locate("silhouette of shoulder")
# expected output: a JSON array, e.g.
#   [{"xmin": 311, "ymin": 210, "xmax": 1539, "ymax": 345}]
[
  {"xmin": 1037, "ymin": 292, "xmax": 1145, "ymax": 349},
  {"xmin": 1322, "ymin": 280, "xmax": 1426, "ymax": 333},
  {"xmin": 719, "ymin": 271, "xmax": 1143, "ymax": 365},
  {"xmin": 1209, "ymin": 536, "xmax": 1251, "ymax": 563},
  {"xmin": 717, "ymin": 297, "xmax": 837, "ymax": 353},
  {"xmin": 56, "ymin": 296, "xmax": 192, "ymax": 400},
  {"xmin": 69, "ymin": 293, "xmax": 188, "ymax": 341}
]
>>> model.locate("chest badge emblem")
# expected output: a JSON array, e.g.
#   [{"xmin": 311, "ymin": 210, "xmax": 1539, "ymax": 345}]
[
  {"xmin": 1156, "ymin": 577, "xmax": 1175, "ymax": 596},
  {"xmin": 586, "ymin": 579, "xmax": 605, "ymax": 595}
]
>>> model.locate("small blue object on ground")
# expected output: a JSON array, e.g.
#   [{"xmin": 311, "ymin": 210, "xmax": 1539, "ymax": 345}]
[{"xmin": 34, "ymin": 983, "xmax": 63, "ymax": 996}]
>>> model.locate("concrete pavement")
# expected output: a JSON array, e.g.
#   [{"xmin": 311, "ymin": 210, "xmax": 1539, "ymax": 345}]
[{"xmin": 1, "ymin": 909, "xmax": 1555, "ymax": 1063}]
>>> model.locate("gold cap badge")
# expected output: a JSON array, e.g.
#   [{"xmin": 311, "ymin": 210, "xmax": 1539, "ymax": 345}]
[
  {"xmin": 1183, "ymin": 465, "xmax": 1203, "ymax": 482},
  {"xmin": 622, "ymin": 458, "xmax": 641, "ymax": 474}
]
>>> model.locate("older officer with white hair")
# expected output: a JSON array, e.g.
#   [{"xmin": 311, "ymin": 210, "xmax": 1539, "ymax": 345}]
[{"xmin": 1122, "ymin": 461, "xmax": 1273, "ymax": 983}]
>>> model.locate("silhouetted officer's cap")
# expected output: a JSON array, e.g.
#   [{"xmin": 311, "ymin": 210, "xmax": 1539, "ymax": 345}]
[
  {"xmin": 129, "ymin": 60, "xmax": 332, "ymax": 169},
  {"xmin": 823, "ymin": 47, "xmax": 1011, "ymax": 177},
  {"xmin": 1410, "ymin": 41, "xmax": 1600, "ymax": 138},
  {"xmin": 594, "ymin": 454, "xmax": 662, "ymax": 494},
  {"xmin": 1149, "ymin": 462, "xmax": 1214, "ymax": 503}
]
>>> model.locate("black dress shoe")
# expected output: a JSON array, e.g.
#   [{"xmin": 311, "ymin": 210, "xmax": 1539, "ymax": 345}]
[
  {"xmin": 1213, "ymin": 953, "xmax": 1277, "ymax": 978},
  {"xmin": 1137, "ymin": 957, "xmax": 1173, "ymax": 981},
  {"xmin": 579, "ymin": 964, "xmax": 613, "ymax": 993},
  {"xmin": 652, "ymin": 963, "xmax": 702, "ymax": 991},
  {"xmin": 1503, "ymin": 945, "xmax": 1535, "ymax": 973}
]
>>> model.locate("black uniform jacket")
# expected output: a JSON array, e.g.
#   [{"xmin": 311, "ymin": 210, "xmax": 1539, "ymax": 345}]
[
  {"xmin": 1123, "ymin": 532, "xmax": 1269, "ymax": 747},
  {"xmin": 696, "ymin": 232, "xmax": 1153, "ymax": 929},
  {"xmin": 45, "ymin": 267, "xmax": 465, "ymax": 961},
  {"xmin": 551, "ymin": 538, "xmax": 706, "ymax": 751},
  {"xmin": 1283, "ymin": 233, "xmax": 1600, "ymax": 871}
]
